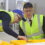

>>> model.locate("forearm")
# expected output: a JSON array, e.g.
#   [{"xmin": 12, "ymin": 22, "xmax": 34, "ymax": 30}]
[
  {"xmin": 2, "ymin": 19, "xmax": 18, "ymax": 38},
  {"xmin": 3, "ymin": 26, "xmax": 18, "ymax": 38}
]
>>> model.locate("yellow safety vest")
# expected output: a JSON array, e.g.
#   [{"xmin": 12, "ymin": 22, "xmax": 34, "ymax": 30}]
[
  {"xmin": 20, "ymin": 14, "xmax": 44, "ymax": 40},
  {"xmin": 0, "ymin": 10, "xmax": 14, "ymax": 32}
]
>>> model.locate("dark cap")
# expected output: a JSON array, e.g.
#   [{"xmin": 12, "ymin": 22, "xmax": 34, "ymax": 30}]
[{"xmin": 12, "ymin": 9, "xmax": 26, "ymax": 21}]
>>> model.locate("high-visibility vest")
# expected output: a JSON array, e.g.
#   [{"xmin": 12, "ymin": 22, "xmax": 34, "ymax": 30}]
[
  {"xmin": 0, "ymin": 10, "xmax": 14, "ymax": 32},
  {"xmin": 20, "ymin": 14, "xmax": 44, "ymax": 40}
]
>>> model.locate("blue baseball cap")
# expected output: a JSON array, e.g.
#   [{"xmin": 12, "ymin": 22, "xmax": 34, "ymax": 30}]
[{"xmin": 12, "ymin": 9, "xmax": 26, "ymax": 21}]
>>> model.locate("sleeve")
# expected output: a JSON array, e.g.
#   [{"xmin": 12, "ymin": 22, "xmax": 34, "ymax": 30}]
[
  {"xmin": 42, "ymin": 16, "xmax": 45, "ymax": 38},
  {"xmin": 19, "ymin": 25, "xmax": 25, "ymax": 36},
  {"xmin": 2, "ymin": 12, "xmax": 18, "ymax": 38}
]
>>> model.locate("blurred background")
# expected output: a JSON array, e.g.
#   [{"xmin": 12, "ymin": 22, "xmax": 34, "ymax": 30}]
[{"xmin": 0, "ymin": 0, "xmax": 45, "ymax": 42}]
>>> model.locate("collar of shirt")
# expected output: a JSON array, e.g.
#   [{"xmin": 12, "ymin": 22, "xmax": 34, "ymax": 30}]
[{"xmin": 26, "ymin": 16, "xmax": 33, "ymax": 24}]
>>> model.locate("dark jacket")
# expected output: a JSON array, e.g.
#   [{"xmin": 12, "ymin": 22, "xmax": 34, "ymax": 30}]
[{"xmin": 0, "ymin": 11, "xmax": 18, "ymax": 38}]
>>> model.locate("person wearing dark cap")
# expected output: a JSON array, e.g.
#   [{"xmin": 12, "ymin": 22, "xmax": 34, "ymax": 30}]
[
  {"xmin": 0, "ymin": 9, "xmax": 27, "ymax": 40},
  {"xmin": 19, "ymin": 2, "xmax": 45, "ymax": 40}
]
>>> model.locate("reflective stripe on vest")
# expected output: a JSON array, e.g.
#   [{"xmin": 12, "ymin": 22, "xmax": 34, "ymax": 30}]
[
  {"xmin": 20, "ymin": 14, "xmax": 43, "ymax": 39},
  {"xmin": 37, "ymin": 15, "xmax": 43, "ymax": 34},
  {"xmin": 26, "ymin": 31, "xmax": 43, "ymax": 38}
]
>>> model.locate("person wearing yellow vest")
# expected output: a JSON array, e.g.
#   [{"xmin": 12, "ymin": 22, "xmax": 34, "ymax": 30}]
[
  {"xmin": 0, "ymin": 9, "xmax": 27, "ymax": 40},
  {"xmin": 19, "ymin": 2, "xmax": 45, "ymax": 40}
]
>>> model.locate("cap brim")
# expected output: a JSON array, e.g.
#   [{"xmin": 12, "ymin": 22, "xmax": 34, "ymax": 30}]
[{"xmin": 22, "ymin": 17, "xmax": 26, "ymax": 21}]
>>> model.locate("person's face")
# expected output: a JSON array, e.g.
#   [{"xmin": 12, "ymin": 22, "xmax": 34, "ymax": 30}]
[
  {"xmin": 23, "ymin": 8, "xmax": 34, "ymax": 19},
  {"xmin": 13, "ymin": 14, "xmax": 22, "ymax": 23}
]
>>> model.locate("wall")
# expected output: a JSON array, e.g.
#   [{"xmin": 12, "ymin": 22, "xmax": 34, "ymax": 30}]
[
  {"xmin": 8, "ymin": 0, "xmax": 16, "ymax": 11},
  {"xmin": 29, "ymin": 0, "xmax": 45, "ymax": 14}
]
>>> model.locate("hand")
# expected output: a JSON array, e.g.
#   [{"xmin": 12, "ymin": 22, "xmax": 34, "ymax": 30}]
[{"xmin": 17, "ymin": 36, "xmax": 27, "ymax": 40}]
